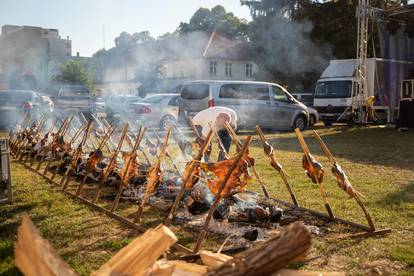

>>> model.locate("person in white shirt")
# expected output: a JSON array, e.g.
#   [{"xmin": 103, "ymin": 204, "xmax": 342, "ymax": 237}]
[{"xmin": 192, "ymin": 106, "xmax": 238, "ymax": 161}]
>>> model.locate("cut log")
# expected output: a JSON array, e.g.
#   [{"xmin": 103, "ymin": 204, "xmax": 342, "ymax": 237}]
[
  {"xmin": 199, "ymin": 250, "xmax": 233, "ymax": 268},
  {"xmin": 206, "ymin": 222, "xmax": 311, "ymax": 276},
  {"xmin": 149, "ymin": 259, "xmax": 207, "ymax": 276},
  {"xmin": 92, "ymin": 224, "xmax": 177, "ymax": 276},
  {"xmin": 14, "ymin": 215, "xmax": 78, "ymax": 276}
]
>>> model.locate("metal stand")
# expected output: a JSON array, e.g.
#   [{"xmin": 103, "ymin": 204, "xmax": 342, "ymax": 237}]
[{"xmin": 0, "ymin": 139, "xmax": 12, "ymax": 205}]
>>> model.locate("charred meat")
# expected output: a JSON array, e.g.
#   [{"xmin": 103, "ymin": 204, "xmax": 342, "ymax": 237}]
[{"xmin": 302, "ymin": 153, "xmax": 324, "ymax": 184}]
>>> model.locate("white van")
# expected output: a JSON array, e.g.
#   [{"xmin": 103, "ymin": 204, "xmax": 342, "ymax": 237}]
[{"xmin": 179, "ymin": 80, "xmax": 310, "ymax": 130}]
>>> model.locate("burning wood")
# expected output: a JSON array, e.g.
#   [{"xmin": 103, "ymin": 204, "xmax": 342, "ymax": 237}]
[{"xmin": 198, "ymin": 152, "xmax": 254, "ymax": 198}]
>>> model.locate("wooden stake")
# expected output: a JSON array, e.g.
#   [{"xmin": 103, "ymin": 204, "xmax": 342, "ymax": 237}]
[
  {"xmin": 93, "ymin": 124, "xmax": 129, "ymax": 204},
  {"xmin": 61, "ymin": 120, "xmax": 93, "ymax": 190},
  {"xmin": 295, "ymin": 128, "xmax": 335, "ymax": 219},
  {"xmin": 111, "ymin": 127, "xmax": 146, "ymax": 212},
  {"xmin": 226, "ymin": 122, "xmax": 271, "ymax": 199},
  {"xmin": 165, "ymin": 130, "xmax": 215, "ymax": 226},
  {"xmin": 194, "ymin": 136, "xmax": 252, "ymax": 253},
  {"xmin": 76, "ymin": 126, "xmax": 116, "ymax": 196},
  {"xmin": 134, "ymin": 128, "xmax": 172, "ymax": 222},
  {"xmin": 256, "ymin": 125, "xmax": 298, "ymax": 205},
  {"xmin": 312, "ymin": 130, "xmax": 375, "ymax": 231}
]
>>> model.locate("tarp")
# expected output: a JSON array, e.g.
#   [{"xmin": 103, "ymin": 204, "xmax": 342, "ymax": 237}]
[{"xmin": 377, "ymin": 22, "xmax": 414, "ymax": 121}]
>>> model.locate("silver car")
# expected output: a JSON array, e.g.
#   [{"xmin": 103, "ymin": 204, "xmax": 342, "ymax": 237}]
[
  {"xmin": 179, "ymin": 80, "xmax": 310, "ymax": 130},
  {"xmin": 130, "ymin": 94, "xmax": 180, "ymax": 130}
]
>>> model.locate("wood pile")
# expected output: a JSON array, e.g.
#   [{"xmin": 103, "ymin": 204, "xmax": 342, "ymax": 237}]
[{"xmin": 14, "ymin": 215, "xmax": 344, "ymax": 276}]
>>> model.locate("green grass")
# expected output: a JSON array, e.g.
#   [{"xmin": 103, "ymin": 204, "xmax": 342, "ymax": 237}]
[{"xmin": 1, "ymin": 125, "xmax": 414, "ymax": 275}]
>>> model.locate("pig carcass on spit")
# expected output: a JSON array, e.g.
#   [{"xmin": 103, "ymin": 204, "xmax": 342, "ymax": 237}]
[
  {"xmin": 332, "ymin": 163, "xmax": 357, "ymax": 198},
  {"xmin": 146, "ymin": 162, "xmax": 163, "ymax": 194},
  {"xmin": 85, "ymin": 149, "xmax": 104, "ymax": 172},
  {"xmin": 182, "ymin": 160, "xmax": 201, "ymax": 190},
  {"xmin": 119, "ymin": 151, "xmax": 146, "ymax": 185},
  {"xmin": 199, "ymin": 153, "xmax": 254, "ymax": 198},
  {"xmin": 302, "ymin": 153, "xmax": 324, "ymax": 184}
]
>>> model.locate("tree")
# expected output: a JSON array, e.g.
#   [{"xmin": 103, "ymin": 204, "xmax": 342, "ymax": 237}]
[
  {"xmin": 242, "ymin": 0, "xmax": 409, "ymax": 91},
  {"xmin": 55, "ymin": 60, "xmax": 96, "ymax": 95},
  {"xmin": 178, "ymin": 5, "xmax": 248, "ymax": 39},
  {"xmin": 114, "ymin": 31, "xmax": 155, "ymax": 49}
]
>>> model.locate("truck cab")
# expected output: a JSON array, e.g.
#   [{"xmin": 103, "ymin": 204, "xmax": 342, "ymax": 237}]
[
  {"xmin": 313, "ymin": 59, "xmax": 376, "ymax": 125},
  {"xmin": 314, "ymin": 78, "xmax": 353, "ymax": 125}
]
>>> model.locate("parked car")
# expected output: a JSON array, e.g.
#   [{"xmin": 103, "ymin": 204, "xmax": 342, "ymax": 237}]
[
  {"xmin": 291, "ymin": 93, "xmax": 314, "ymax": 107},
  {"xmin": 53, "ymin": 85, "xmax": 94, "ymax": 115},
  {"xmin": 307, "ymin": 106, "xmax": 319, "ymax": 126},
  {"xmin": 179, "ymin": 81, "xmax": 310, "ymax": 131},
  {"xmin": 130, "ymin": 94, "xmax": 180, "ymax": 130},
  {"xmin": 105, "ymin": 95, "xmax": 142, "ymax": 117},
  {"xmin": 0, "ymin": 90, "xmax": 45, "ymax": 128}
]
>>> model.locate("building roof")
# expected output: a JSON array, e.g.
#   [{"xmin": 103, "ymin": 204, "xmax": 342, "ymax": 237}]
[
  {"xmin": 160, "ymin": 31, "xmax": 254, "ymax": 62},
  {"xmin": 202, "ymin": 31, "xmax": 254, "ymax": 60}
]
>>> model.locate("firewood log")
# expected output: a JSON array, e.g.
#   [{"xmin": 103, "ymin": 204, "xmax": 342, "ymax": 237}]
[
  {"xmin": 199, "ymin": 250, "xmax": 233, "ymax": 268},
  {"xmin": 149, "ymin": 259, "xmax": 207, "ymax": 276},
  {"xmin": 92, "ymin": 224, "xmax": 177, "ymax": 276},
  {"xmin": 14, "ymin": 215, "xmax": 78, "ymax": 276},
  {"xmin": 205, "ymin": 222, "xmax": 311, "ymax": 276}
]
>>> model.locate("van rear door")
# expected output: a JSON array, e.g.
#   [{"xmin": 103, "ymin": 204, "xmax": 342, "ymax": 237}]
[{"xmin": 180, "ymin": 83, "xmax": 210, "ymax": 117}]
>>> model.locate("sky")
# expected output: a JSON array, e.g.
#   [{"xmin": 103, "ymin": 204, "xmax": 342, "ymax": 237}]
[{"xmin": 0, "ymin": 0, "xmax": 252, "ymax": 57}]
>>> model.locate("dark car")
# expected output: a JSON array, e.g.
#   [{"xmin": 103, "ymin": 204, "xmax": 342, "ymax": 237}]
[{"xmin": 0, "ymin": 90, "xmax": 45, "ymax": 128}]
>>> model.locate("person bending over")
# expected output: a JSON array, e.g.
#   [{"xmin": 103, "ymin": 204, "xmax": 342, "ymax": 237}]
[{"xmin": 192, "ymin": 106, "xmax": 237, "ymax": 161}]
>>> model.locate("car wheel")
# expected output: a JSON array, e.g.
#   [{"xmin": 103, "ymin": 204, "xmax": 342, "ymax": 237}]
[
  {"xmin": 309, "ymin": 115, "xmax": 316, "ymax": 126},
  {"xmin": 160, "ymin": 115, "xmax": 176, "ymax": 131},
  {"xmin": 293, "ymin": 115, "xmax": 307, "ymax": 131}
]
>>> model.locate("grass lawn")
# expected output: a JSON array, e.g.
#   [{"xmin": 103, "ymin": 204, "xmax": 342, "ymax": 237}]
[{"xmin": 1, "ymin": 125, "xmax": 414, "ymax": 275}]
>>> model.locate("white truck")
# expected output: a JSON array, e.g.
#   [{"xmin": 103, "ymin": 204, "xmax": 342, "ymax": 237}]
[{"xmin": 313, "ymin": 58, "xmax": 414, "ymax": 125}]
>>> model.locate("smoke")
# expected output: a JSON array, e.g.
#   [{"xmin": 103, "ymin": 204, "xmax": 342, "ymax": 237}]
[{"xmin": 250, "ymin": 13, "xmax": 333, "ymax": 90}]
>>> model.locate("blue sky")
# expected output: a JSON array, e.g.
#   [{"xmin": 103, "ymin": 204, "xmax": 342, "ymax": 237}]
[{"xmin": 0, "ymin": 0, "xmax": 251, "ymax": 57}]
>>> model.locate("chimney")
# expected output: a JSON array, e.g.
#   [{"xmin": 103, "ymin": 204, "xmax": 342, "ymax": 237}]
[
  {"xmin": 67, "ymin": 36, "xmax": 69, "ymax": 40},
  {"xmin": 76, "ymin": 52, "xmax": 80, "ymax": 57}
]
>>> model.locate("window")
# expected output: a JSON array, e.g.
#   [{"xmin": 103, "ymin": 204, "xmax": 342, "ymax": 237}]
[
  {"xmin": 246, "ymin": 64, "xmax": 253, "ymax": 78},
  {"xmin": 271, "ymin": 86, "xmax": 290, "ymax": 102},
  {"xmin": 181, "ymin": 84, "xmax": 210, "ymax": 100},
  {"xmin": 219, "ymin": 84, "xmax": 269, "ymax": 101},
  {"xmin": 141, "ymin": 95, "xmax": 165, "ymax": 104},
  {"xmin": 168, "ymin": 96, "xmax": 180, "ymax": 106},
  {"xmin": 209, "ymin": 62, "xmax": 217, "ymax": 76},
  {"xmin": 314, "ymin": 81, "xmax": 352, "ymax": 99},
  {"xmin": 225, "ymin": 63, "xmax": 232, "ymax": 76}
]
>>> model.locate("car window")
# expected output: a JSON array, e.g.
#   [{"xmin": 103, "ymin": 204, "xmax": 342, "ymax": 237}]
[
  {"xmin": 141, "ymin": 95, "xmax": 165, "ymax": 104},
  {"xmin": 271, "ymin": 86, "xmax": 290, "ymax": 102},
  {"xmin": 168, "ymin": 96, "xmax": 179, "ymax": 106},
  {"xmin": 181, "ymin": 84, "xmax": 209, "ymax": 100},
  {"xmin": 219, "ymin": 84, "xmax": 269, "ymax": 100}
]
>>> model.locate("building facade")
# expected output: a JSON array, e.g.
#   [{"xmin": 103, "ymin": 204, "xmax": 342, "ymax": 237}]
[
  {"xmin": 0, "ymin": 25, "xmax": 72, "ymax": 90},
  {"xmin": 158, "ymin": 32, "xmax": 258, "ymax": 91}
]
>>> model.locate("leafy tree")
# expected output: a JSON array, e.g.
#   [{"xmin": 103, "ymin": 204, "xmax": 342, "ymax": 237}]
[
  {"xmin": 242, "ymin": 0, "xmax": 410, "ymax": 91},
  {"xmin": 114, "ymin": 31, "xmax": 155, "ymax": 48},
  {"xmin": 178, "ymin": 5, "xmax": 248, "ymax": 39},
  {"xmin": 55, "ymin": 60, "xmax": 96, "ymax": 95}
]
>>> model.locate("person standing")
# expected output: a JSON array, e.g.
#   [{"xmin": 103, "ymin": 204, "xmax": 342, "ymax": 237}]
[{"xmin": 192, "ymin": 106, "xmax": 237, "ymax": 161}]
